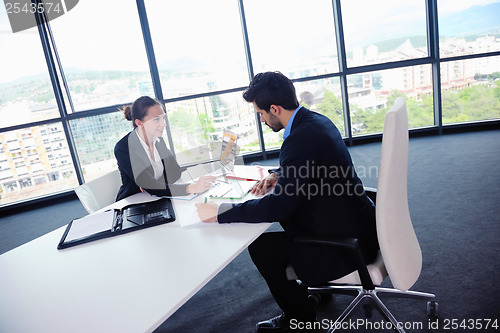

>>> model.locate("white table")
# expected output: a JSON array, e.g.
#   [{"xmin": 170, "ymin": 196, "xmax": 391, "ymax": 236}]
[{"xmin": 0, "ymin": 191, "xmax": 271, "ymax": 333}]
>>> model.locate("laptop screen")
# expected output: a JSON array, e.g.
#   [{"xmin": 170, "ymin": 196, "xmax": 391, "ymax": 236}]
[
  {"xmin": 219, "ymin": 129, "xmax": 238, "ymax": 172},
  {"xmin": 186, "ymin": 129, "xmax": 238, "ymax": 180}
]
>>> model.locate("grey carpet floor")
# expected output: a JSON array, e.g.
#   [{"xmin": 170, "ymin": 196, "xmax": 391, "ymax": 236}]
[{"xmin": 1, "ymin": 129, "xmax": 499, "ymax": 332}]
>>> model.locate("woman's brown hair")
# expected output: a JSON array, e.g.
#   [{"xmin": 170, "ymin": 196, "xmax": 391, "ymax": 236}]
[{"xmin": 122, "ymin": 96, "xmax": 160, "ymax": 128}]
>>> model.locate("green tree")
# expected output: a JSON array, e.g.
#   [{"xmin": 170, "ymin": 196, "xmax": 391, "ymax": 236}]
[
  {"xmin": 493, "ymin": 80, "xmax": 500, "ymax": 100},
  {"xmin": 315, "ymin": 90, "xmax": 345, "ymax": 135},
  {"xmin": 168, "ymin": 108, "xmax": 198, "ymax": 132},
  {"xmin": 407, "ymin": 95, "xmax": 433, "ymax": 128},
  {"xmin": 198, "ymin": 113, "xmax": 215, "ymax": 141},
  {"xmin": 442, "ymin": 83, "xmax": 500, "ymax": 123},
  {"xmin": 168, "ymin": 108, "xmax": 218, "ymax": 150},
  {"xmin": 352, "ymin": 90, "xmax": 434, "ymax": 134},
  {"xmin": 353, "ymin": 105, "xmax": 385, "ymax": 134},
  {"xmin": 442, "ymin": 90, "xmax": 468, "ymax": 123}
]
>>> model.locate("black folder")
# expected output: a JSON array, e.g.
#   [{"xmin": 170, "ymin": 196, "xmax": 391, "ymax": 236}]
[{"xmin": 58, "ymin": 198, "xmax": 175, "ymax": 249}]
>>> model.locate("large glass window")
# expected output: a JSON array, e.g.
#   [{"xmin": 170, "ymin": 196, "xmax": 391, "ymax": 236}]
[
  {"xmin": 165, "ymin": 92, "xmax": 259, "ymax": 166},
  {"xmin": 244, "ymin": 0, "xmax": 339, "ymax": 79},
  {"xmin": 295, "ymin": 78, "xmax": 345, "ymax": 136},
  {"xmin": 70, "ymin": 112, "xmax": 132, "ymax": 182},
  {"xmin": 145, "ymin": 0, "xmax": 249, "ymax": 99},
  {"xmin": 341, "ymin": 0, "xmax": 428, "ymax": 67},
  {"xmin": 260, "ymin": 77, "xmax": 345, "ymax": 151},
  {"xmin": 1, "ymin": 0, "xmax": 499, "ymax": 208},
  {"xmin": 438, "ymin": 0, "xmax": 500, "ymax": 58},
  {"xmin": 260, "ymin": 120, "xmax": 283, "ymax": 152},
  {"xmin": 349, "ymin": 65, "xmax": 434, "ymax": 136},
  {"xmin": 441, "ymin": 56, "xmax": 500, "ymax": 124},
  {"xmin": 48, "ymin": 0, "xmax": 152, "ymax": 112},
  {"xmin": 0, "ymin": 9, "xmax": 58, "ymax": 128},
  {"xmin": 0, "ymin": 124, "xmax": 78, "ymax": 206}
]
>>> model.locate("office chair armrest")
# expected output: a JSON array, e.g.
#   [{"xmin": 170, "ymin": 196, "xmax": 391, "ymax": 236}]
[
  {"xmin": 294, "ymin": 235, "xmax": 375, "ymax": 290},
  {"xmin": 364, "ymin": 187, "xmax": 377, "ymax": 204},
  {"xmin": 295, "ymin": 234, "xmax": 358, "ymax": 250}
]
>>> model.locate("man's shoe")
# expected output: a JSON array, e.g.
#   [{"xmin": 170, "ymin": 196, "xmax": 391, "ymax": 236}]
[{"xmin": 256, "ymin": 313, "xmax": 290, "ymax": 332}]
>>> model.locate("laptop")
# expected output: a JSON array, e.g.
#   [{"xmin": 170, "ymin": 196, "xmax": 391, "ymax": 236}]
[
  {"xmin": 184, "ymin": 129, "xmax": 257, "ymax": 199},
  {"xmin": 186, "ymin": 129, "xmax": 238, "ymax": 180}
]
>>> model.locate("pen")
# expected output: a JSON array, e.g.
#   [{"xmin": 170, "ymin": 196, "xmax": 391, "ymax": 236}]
[
  {"xmin": 227, "ymin": 177, "xmax": 256, "ymax": 181},
  {"xmin": 204, "ymin": 197, "xmax": 207, "ymax": 203}
]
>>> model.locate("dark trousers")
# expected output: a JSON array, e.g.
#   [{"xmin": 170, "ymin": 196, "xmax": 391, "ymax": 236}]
[{"xmin": 248, "ymin": 231, "xmax": 316, "ymax": 321}]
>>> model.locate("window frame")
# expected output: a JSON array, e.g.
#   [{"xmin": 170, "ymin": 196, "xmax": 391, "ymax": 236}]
[{"xmin": 1, "ymin": 0, "xmax": 499, "ymax": 209}]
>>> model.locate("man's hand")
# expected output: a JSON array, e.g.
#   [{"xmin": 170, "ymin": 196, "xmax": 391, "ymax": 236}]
[
  {"xmin": 195, "ymin": 202, "xmax": 218, "ymax": 223},
  {"xmin": 251, "ymin": 172, "xmax": 278, "ymax": 195}
]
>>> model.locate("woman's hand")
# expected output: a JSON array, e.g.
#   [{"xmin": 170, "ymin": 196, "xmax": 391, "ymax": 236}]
[
  {"xmin": 187, "ymin": 176, "xmax": 217, "ymax": 194},
  {"xmin": 251, "ymin": 172, "xmax": 278, "ymax": 195}
]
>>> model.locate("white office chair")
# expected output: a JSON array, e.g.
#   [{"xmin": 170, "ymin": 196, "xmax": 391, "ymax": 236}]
[
  {"xmin": 74, "ymin": 169, "xmax": 122, "ymax": 214},
  {"xmin": 288, "ymin": 97, "xmax": 437, "ymax": 332}
]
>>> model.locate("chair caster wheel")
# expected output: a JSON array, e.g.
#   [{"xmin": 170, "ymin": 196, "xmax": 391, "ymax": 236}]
[
  {"xmin": 308, "ymin": 293, "xmax": 321, "ymax": 306},
  {"xmin": 427, "ymin": 301, "xmax": 439, "ymax": 317}
]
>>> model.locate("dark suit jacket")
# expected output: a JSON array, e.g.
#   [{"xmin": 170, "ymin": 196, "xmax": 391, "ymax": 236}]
[
  {"xmin": 114, "ymin": 131, "xmax": 189, "ymax": 201},
  {"xmin": 218, "ymin": 107, "xmax": 379, "ymax": 285}
]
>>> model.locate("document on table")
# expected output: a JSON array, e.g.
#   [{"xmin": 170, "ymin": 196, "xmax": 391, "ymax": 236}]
[
  {"xmin": 105, "ymin": 192, "xmax": 163, "ymax": 210},
  {"xmin": 58, "ymin": 195, "xmax": 177, "ymax": 249},
  {"xmin": 163, "ymin": 192, "xmax": 203, "ymax": 201},
  {"xmin": 64, "ymin": 210, "xmax": 115, "ymax": 242},
  {"xmin": 225, "ymin": 165, "xmax": 267, "ymax": 181}
]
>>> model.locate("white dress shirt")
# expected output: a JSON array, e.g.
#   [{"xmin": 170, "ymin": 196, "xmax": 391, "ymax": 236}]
[{"xmin": 134, "ymin": 128, "xmax": 164, "ymax": 179}]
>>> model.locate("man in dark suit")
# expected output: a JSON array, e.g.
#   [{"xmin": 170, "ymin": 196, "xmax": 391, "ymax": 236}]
[{"xmin": 196, "ymin": 72, "xmax": 378, "ymax": 332}]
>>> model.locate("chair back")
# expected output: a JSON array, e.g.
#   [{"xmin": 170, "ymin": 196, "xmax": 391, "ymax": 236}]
[
  {"xmin": 74, "ymin": 169, "xmax": 121, "ymax": 213},
  {"xmin": 376, "ymin": 97, "xmax": 422, "ymax": 292}
]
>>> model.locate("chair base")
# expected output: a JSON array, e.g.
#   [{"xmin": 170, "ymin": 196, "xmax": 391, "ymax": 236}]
[{"xmin": 308, "ymin": 285, "xmax": 437, "ymax": 333}]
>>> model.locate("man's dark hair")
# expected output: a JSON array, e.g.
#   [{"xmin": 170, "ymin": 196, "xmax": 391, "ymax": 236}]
[{"xmin": 242, "ymin": 71, "xmax": 299, "ymax": 112}]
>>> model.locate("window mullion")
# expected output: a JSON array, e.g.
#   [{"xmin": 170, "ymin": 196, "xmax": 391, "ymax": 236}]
[{"xmin": 34, "ymin": 0, "xmax": 84, "ymax": 184}]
